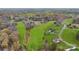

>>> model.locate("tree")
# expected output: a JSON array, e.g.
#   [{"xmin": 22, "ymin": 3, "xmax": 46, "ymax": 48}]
[{"xmin": 76, "ymin": 31, "xmax": 79, "ymax": 40}]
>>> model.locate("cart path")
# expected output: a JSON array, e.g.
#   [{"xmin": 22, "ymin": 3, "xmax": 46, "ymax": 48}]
[{"xmin": 58, "ymin": 24, "xmax": 79, "ymax": 50}]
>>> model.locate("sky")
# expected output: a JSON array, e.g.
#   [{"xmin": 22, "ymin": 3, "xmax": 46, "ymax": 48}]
[{"xmin": 0, "ymin": 0, "xmax": 78, "ymax": 8}]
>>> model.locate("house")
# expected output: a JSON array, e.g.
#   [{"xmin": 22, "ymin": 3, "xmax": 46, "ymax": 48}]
[
  {"xmin": 24, "ymin": 20, "xmax": 35, "ymax": 29},
  {"xmin": 73, "ymin": 15, "xmax": 79, "ymax": 24},
  {"xmin": 53, "ymin": 38, "xmax": 61, "ymax": 43}
]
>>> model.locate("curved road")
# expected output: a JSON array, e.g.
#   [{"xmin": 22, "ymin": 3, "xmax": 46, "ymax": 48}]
[{"xmin": 58, "ymin": 24, "xmax": 79, "ymax": 50}]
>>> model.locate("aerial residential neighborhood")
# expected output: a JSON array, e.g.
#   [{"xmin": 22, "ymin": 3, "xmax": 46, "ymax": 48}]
[{"xmin": 0, "ymin": 8, "xmax": 79, "ymax": 51}]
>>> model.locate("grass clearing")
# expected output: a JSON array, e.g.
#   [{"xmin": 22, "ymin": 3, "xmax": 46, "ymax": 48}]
[
  {"xmin": 27, "ymin": 21, "xmax": 54, "ymax": 50},
  {"xmin": 16, "ymin": 21, "xmax": 26, "ymax": 48}
]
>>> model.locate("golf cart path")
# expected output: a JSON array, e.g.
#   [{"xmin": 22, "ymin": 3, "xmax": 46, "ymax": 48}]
[{"xmin": 58, "ymin": 24, "xmax": 79, "ymax": 50}]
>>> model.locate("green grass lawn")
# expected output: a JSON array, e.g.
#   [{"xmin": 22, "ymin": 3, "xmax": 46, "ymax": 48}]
[
  {"xmin": 56, "ymin": 18, "xmax": 79, "ymax": 50},
  {"xmin": 27, "ymin": 20, "xmax": 79, "ymax": 50},
  {"xmin": 44, "ymin": 22, "xmax": 62, "ymax": 48},
  {"xmin": 27, "ymin": 21, "xmax": 54, "ymax": 50},
  {"xmin": 62, "ymin": 18, "xmax": 73, "ymax": 25},
  {"xmin": 16, "ymin": 20, "xmax": 79, "ymax": 51},
  {"xmin": 57, "ymin": 28, "xmax": 79, "ymax": 50},
  {"xmin": 16, "ymin": 21, "xmax": 26, "ymax": 48}
]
